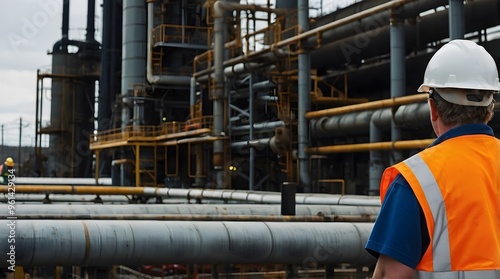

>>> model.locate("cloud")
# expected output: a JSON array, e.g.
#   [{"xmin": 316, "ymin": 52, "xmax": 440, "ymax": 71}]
[{"xmin": 0, "ymin": 0, "xmax": 100, "ymax": 147}]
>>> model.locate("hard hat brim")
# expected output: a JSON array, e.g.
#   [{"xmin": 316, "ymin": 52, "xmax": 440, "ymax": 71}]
[{"xmin": 433, "ymin": 88, "xmax": 493, "ymax": 107}]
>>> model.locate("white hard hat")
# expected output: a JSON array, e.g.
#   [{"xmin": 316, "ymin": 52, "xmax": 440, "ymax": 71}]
[{"xmin": 418, "ymin": 40, "xmax": 500, "ymax": 106}]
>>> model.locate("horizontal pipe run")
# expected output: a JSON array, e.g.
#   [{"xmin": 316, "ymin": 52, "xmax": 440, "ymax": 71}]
[
  {"xmin": 275, "ymin": 0, "xmax": 415, "ymax": 49},
  {"xmin": 305, "ymin": 94, "xmax": 428, "ymax": 119},
  {"xmin": 16, "ymin": 177, "xmax": 112, "ymax": 185},
  {"xmin": 0, "ymin": 194, "xmax": 131, "ymax": 204},
  {"xmin": 1, "ymin": 185, "xmax": 145, "ymax": 195},
  {"xmin": 0, "ymin": 186, "xmax": 381, "ymax": 206},
  {"xmin": 0, "ymin": 220, "xmax": 375, "ymax": 266},
  {"xmin": 306, "ymin": 139, "xmax": 435, "ymax": 154},
  {"xmin": 194, "ymin": 0, "xmax": 417, "ymax": 80},
  {"xmin": 1, "ymin": 214, "xmax": 376, "ymax": 222},
  {"xmin": 3, "ymin": 204, "xmax": 379, "ymax": 217}
]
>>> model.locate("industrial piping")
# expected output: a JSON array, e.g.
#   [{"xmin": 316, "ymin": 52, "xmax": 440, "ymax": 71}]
[
  {"xmin": 146, "ymin": 0, "xmax": 191, "ymax": 86},
  {"xmin": 2, "ymin": 204, "xmax": 379, "ymax": 217},
  {"xmin": 0, "ymin": 186, "xmax": 381, "ymax": 206},
  {"xmin": 298, "ymin": 0, "xmax": 312, "ymax": 192},
  {"xmin": 0, "ymin": 220, "xmax": 375, "ymax": 266}
]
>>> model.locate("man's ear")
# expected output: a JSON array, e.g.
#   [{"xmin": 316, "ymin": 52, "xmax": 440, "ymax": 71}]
[{"xmin": 429, "ymin": 99, "xmax": 439, "ymax": 121}]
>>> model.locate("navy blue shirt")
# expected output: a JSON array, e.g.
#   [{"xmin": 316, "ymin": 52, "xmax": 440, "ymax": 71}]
[{"xmin": 365, "ymin": 123, "xmax": 495, "ymax": 268}]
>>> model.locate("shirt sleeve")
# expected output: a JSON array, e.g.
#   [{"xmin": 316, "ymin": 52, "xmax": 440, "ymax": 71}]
[{"xmin": 365, "ymin": 174, "xmax": 424, "ymax": 269}]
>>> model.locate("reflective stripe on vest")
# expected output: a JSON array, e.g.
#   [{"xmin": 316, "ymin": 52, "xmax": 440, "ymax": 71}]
[
  {"xmin": 404, "ymin": 154, "xmax": 500, "ymax": 278},
  {"xmin": 417, "ymin": 270, "xmax": 500, "ymax": 279},
  {"xmin": 404, "ymin": 154, "xmax": 451, "ymax": 271}
]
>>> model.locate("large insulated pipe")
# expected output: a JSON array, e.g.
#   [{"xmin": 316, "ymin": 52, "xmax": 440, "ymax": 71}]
[
  {"xmin": 6, "ymin": 214, "xmax": 375, "ymax": 223},
  {"xmin": 229, "ymin": 80, "xmax": 277, "ymax": 100},
  {"xmin": 298, "ymin": 0, "xmax": 311, "ymax": 192},
  {"xmin": 310, "ymin": 103, "xmax": 430, "ymax": 139},
  {"xmin": 196, "ymin": 49, "xmax": 289, "ymax": 81},
  {"xmin": 4, "ymin": 204, "xmax": 379, "ymax": 217},
  {"xmin": 449, "ymin": 0, "xmax": 465, "ymax": 39},
  {"xmin": 146, "ymin": 0, "xmax": 191, "ymax": 86},
  {"xmin": 0, "ymin": 220, "xmax": 375, "ymax": 266},
  {"xmin": 310, "ymin": 0, "xmax": 500, "ymax": 71},
  {"xmin": 232, "ymin": 121, "xmax": 285, "ymax": 132},
  {"xmin": 120, "ymin": 0, "xmax": 147, "ymax": 185},
  {"xmin": 16, "ymin": 177, "xmax": 112, "ymax": 185},
  {"xmin": 309, "ymin": 0, "xmax": 447, "ymax": 47},
  {"xmin": 306, "ymin": 94, "xmax": 427, "ymax": 119},
  {"xmin": 224, "ymin": 62, "xmax": 263, "ymax": 78},
  {"xmin": 0, "ymin": 186, "xmax": 381, "ymax": 206},
  {"xmin": 389, "ymin": 8, "xmax": 405, "ymax": 164},
  {"xmin": 231, "ymin": 138, "xmax": 272, "ymax": 149},
  {"xmin": 121, "ymin": 0, "xmax": 146, "ymax": 129},
  {"xmin": 0, "ymin": 194, "xmax": 130, "ymax": 204}
]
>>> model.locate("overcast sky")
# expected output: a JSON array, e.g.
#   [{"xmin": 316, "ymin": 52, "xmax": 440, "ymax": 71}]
[
  {"xmin": 0, "ymin": 0, "xmax": 353, "ymax": 148},
  {"xmin": 0, "ymin": 0, "xmax": 101, "ymax": 147}
]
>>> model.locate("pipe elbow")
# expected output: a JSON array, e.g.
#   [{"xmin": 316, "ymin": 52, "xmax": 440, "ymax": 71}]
[{"xmin": 213, "ymin": 1, "xmax": 224, "ymax": 17}]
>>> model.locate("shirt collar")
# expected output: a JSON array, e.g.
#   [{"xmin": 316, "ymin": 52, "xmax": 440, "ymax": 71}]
[{"xmin": 429, "ymin": 124, "xmax": 494, "ymax": 148}]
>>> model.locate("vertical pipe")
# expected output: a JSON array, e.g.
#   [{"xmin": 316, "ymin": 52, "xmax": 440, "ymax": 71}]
[
  {"xmin": 298, "ymin": 0, "xmax": 311, "ymax": 192},
  {"xmin": 39, "ymin": 79, "xmax": 44, "ymax": 157},
  {"xmin": 249, "ymin": 74, "xmax": 255, "ymax": 190},
  {"xmin": 61, "ymin": 0, "xmax": 69, "ymax": 51},
  {"xmin": 86, "ymin": 0, "xmax": 96, "ymax": 42},
  {"xmin": 389, "ymin": 8, "xmax": 405, "ymax": 164},
  {"xmin": 100, "ymin": 0, "xmax": 122, "ymax": 179},
  {"xmin": 99, "ymin": 0, "xmax": 111, "ymax": 132},
  {"xmin": 135, "ymin": 145, "xmax": 140, "ymax": 186},
  {"xmin": 35, "ymin": 73, "xmax": 40, "ymax": 157},
  {"xmin": 190, "ymin": 77, "xmax": 197, "ymax": 111},
  {"xmin": 369, "ymin": 112, "xmax": 384, "ymax": 196},
  {"xmin": 213, "ymin": 1, "xmax": 226, "ymax": 188},
  {"xmin": 276, "ymin": 0, "xmax": 297, "ymax": 9},
  {"xmin": 191, "ymin": 77, "xmax": 206, "ymax": 187},
  {"xmin": 181, "ymin": 0, "xmax": 186, "ymax": 43},
  {"xmin": 122, "ymin": 0, "xmax": 146, "ymax": 129},
  {"xmin": 449, "ymin": 0, "xmax": 465, "ymax": 40},
  {"xmin": 18, "ymin": 118, "xmax": 22, "ymax": 174},
  {"xmin": 195, "ymin": 144, "xmax": 205, "ymax": 187},
  {"xmin": 121, "ymin": 0, "xmax": 146, "ymax": 185}
]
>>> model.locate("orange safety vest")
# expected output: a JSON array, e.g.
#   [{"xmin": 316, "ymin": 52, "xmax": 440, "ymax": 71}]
[{"xmin": 380, "ymin": 134, "xmax": 500, "ymax": 278}]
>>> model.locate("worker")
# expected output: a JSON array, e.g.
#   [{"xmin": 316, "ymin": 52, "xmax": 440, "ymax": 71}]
[
  {"xmin": 365, "ymin": 39, "xmax": 500, "ymax": 278},
  {"xmin": 0, "ymin": 157, "xmax": 14, "ymax": 184}
]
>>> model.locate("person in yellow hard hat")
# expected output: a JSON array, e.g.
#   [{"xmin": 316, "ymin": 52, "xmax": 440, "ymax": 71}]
[{"xmin": 0, "ymin": 157, "xmax": 14, "ymax": 184}]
